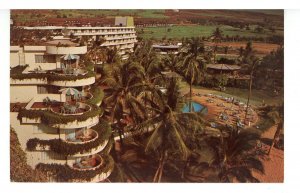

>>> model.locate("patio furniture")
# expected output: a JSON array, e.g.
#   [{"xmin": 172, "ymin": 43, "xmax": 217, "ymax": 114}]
[
  {"xmin": 69, "ymin": 106, "xmax": 78, "ymax": 114},
  {"xmin": 217, "ymin": 103, "xmax": 225, "ymax": 107},
  {"xmin": 210, "ymin": 122, "xmax": 217, "ymax": 128}
]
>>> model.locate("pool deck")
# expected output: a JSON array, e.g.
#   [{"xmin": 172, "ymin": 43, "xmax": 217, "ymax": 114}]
[{"xmin": 191, "ymin": 94, "xmax": 259, "ymax": 129}]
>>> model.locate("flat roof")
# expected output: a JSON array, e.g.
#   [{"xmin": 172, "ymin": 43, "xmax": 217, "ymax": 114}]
[
  {"xmin": 152, "ymin": 45, "xmax": 180, "ymax": 49},
  {"xmin": 22, "ymin": 26, "xmax": 135, "ymax": 30},
  {"xmin": 45, "ymin": 39, "xmax": 78, "ymax": 46},
  {"xmin": 207, "ymin": 64, "xmax": 241, "ymax": 71}
]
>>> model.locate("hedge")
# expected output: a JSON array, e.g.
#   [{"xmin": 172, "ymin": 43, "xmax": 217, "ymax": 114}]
[
  {"xmin": 11, "ymin": 70, "xmax": 95, "ymax": 82},
  {"xmin": 18, "ymin": 104, "xmax": 103, "ymax": 125},
  {"xmin": 26, "ymin": 120, "xmax": 112, "ymax": 155}
]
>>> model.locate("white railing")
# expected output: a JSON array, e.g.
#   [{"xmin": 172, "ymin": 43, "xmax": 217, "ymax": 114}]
[{"xmin": 46, "ymin": 46, "xmax": 87, "ymax": 55}]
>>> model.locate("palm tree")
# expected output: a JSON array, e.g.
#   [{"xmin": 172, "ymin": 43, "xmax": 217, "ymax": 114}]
[
  {"xmin": 135, "ymin": 79, "xmax": 205, "ymax": 182},
  {"xmin": 162, "ymin": 54, "xmax": 181, "ymax": 73},
  {"xmin": 180, "ymin": 37, "xmax": 206, "ymax": 111},
  {"xmin": 185, "ymin": 37, "xmax": 205, "ymax": 58},
  {"xmin": 244, "ymin": 56, "xmax": 261, "ymax": 124},
  {"xmin": 181, "ymin": 55, "xmax": 205, "ymax": 111},
  {"xmin": 200, "ymin": 127, "xmax": 264, "ymax": 182},
  {"xmin": 102, "ymin": 62, "xmax": 147, "ymax": 146},
  {"xmin": 267, "ymin": 104, "xmax": 284, "ymax": 155},
  {"xmin": 212, "ymin": 27, "xmax": 223, "ymax": 43},
  {"xmin": 211, "ymin": 27, "xmax": 223, "ymax": 64},
  {"xmin": 106, "ymin": 47, "xmax": 121, "ymax": 69}
]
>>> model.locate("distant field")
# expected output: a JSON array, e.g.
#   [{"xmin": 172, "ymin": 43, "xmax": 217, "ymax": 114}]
[
  {"xmin": 56, "ymin": 9, "xmax": 168, "ymax": 19},
  {"xmin": 136, "ymin": 25, "xmax": 283, "ymax": 40},
  {"xmin": 11, "ymin": 9, "xmax": 283, "ymax": 26},
  {"xmin": 206, "ymin": 42, "xmax": 281, "ymax": 55}
]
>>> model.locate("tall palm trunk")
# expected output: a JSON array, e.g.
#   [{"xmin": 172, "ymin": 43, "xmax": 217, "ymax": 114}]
[
  {"xmin": 268, "ymin": 121, "xmax": 283, "ymax": 155},
  {"xmin": 244, "ymin": 62, "xmax": 256, "ymax": 124},
  {"xmin": 189, "ymin": 77, "xmax": 193, "ymax": 112},
  {"xmin": 153, "ymin": 150, "xmax": 166, "ymax": 182}
]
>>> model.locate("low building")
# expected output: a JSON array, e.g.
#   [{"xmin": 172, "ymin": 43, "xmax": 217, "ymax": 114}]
[
  {"xmin": 152, "ymin": 44, "xmax": 181, "ymax": 55},
  {"xmin": 206, "ymin": 63, "xmax": 241, "ymax": 76}
]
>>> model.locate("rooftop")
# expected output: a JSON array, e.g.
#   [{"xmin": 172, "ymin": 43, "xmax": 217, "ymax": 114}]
[{"xmin": 206, "ymin": 64, "xmax": 241, "ymax": 71}]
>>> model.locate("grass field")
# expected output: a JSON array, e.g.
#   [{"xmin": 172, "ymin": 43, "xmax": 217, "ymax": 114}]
[
  {"xmin": 136, "ymin": 25, "xmax": 283, "ymax": 40},
  {"xmin": 55, "ymin": 10, "xmax": 168, "ymax": 19},
  {"xmin": 180, "ymin": 81, "xmax": 283, "ymax": 106}
]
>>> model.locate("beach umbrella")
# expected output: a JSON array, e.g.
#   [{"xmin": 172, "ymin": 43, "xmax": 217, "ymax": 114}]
[
  {"xmin": 61, "ymin": 54, "xmax": 79, "ymax": 61},
  {"xmin": 59, "ymin": 87, "xmax": 82, "ymax": 98}
]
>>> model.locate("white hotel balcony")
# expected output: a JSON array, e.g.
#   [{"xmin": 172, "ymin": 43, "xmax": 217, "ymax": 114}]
[{"xmin": 46, "ymin": 45, "xmax": 87, "ymax": 55}]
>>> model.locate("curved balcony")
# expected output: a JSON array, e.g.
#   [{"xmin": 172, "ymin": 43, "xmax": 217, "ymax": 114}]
[
  {"xmin": 46, "ymin": 46, "xmax": 87, "ymax": 55},
  {"xmin": 71, "ymin": 139, "xmax": 108, "ymax": 157},
  {"xmin": 48, "ymin": 70, "xmax": 95, "ymax": 87},
  {"xmin": 36, "ymin": 154, "xmax": 114, "ymax": 182},
  {"xmin": 66, "ymin": 129, "xmax": 98, "ymax": 144},
  {"xmin": 50, "ymin": 115, "xmax": 100, "ymax": 129},
  {"xmin": 52, "ymin": 68, "xmax": 88, "ymax": 76},
  {"xmin": 50, "ymin": 102, "xmax": 91, "ymax": 116},
  {"xmin": 72, "ymin": 154, "xmax": 103, "ymax": 171}
]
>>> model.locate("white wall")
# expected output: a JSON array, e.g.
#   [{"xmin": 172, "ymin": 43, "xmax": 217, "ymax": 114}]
[
  {"xmin": 24, "ymin": 52, "xmax": 57, "ymax": 71},
  {"xmin": 10, "ymin": 85, "xmax": 37, "ymax": 103},
  {"xmin": 11, "ymin": 113, "xmax": 66, "ymax": 168},
  {"xmin": 10, "ymin": 52, "xmax": 20, "ymax": 67}
]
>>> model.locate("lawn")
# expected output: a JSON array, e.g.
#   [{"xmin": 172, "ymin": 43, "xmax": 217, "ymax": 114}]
[
  {"xmin": 137, "ymin": 25, "xmax": 283, "ymax": 40},
  {"xmin": 55, "ymin": 10, "xmax": 167, "ymax": 19},
  {"xmin": 180, "ymin": 80, "xmax": 283, "ymax": 106}
]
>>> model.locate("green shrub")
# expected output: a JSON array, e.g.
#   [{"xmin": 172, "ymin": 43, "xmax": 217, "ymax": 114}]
[{"xmin": 26, "ymin": 121, "xmax": 111, "ymax": 155}]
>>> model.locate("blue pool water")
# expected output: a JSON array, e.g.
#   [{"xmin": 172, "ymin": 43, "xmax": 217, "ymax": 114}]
[{"xmin": 182, "ymin": 101, "xmax": 207, "ymax": 114}]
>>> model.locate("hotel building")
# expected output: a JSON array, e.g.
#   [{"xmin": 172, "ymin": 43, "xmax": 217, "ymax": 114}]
[
  {"xmin": 10, "ymin": 39, "xmax": 114, "ymax": 182},
  {"xmin": 20, "ymin": 17, "xmax": 137, "ymax": 59}
]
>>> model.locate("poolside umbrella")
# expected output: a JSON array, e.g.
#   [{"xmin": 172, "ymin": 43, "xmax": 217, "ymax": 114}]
[
  {"xmin": 61, "ymin": 54, "xmax": 80, "ymax": 60},
  {"xmin": 59, "ymin": 87, "xmax": 82, "ymax": 99},
  {"xmin": 61, "ymin": 54, "xmax": 80, "ymax": 68}
]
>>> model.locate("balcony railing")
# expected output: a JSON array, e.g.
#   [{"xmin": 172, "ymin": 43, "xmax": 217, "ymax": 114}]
[
  {"xmin": 50, "ymin": 102, "xmax": 91, "ymax": 116},
  {"xmin": 46, "ymin": 46, "xmax": 87, "ymax": 55}
]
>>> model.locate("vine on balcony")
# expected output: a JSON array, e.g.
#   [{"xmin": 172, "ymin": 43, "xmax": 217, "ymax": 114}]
[
  {"xmin": 26, "ymin": 121, "xmax": 111, "ymax": 155},
  {"xmin": 11, "ymin": 70, "xmax": 95, "ymax": 81},
  {"xmin": 36, "ymin": 154, "xmax": 114, "ymax": 182},
  {"xmin": 18, "ymin": 105, "xmax": 103, "ymax": 125}
]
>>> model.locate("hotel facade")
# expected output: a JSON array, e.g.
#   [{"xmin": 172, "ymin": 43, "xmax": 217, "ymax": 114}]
[
  {"xmin": 20, "ymin": 17, "xmax": 137, "ymax": 59},
  {"xmin": 10, "ymin": 39, "xmax": 114, "ymax": 182}
]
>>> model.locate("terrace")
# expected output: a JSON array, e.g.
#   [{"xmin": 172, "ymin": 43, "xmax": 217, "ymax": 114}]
[
  {"xmin": 66, "ymin": 128, "xmax": 98, "ymax": 144},
  {"xmin": 50, "ymin": 102, "xmax": 91, "ymax": 116},
  {"xmin": 72, "ymin": 154, "xmax": 103, "ymax": 171},
  {"xmin": 51, "ymin": 68, "xmax": 88, "ymax": 76}
]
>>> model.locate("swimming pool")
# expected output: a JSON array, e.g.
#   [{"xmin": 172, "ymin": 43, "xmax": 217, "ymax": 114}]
[{"xmin": 182, "ymin": 101, "xmax": 208, "ymax": 114}]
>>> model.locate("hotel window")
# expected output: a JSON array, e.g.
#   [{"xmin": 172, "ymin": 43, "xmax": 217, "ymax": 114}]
[
  {"xmin": 35, "ymin": 55, "xmax": 55, "ymax": 63},
  {"xmin": 37, "ymin": 86, "xmax": 48, "ymax": 94},
  {"xmin": 35, "ymin": 55, "xmax": 44, "ymax": 63},
  {"xmin": 33, "ymin": 126, "xmax": 43, "ymax": 134},
  {"xmin": 41, "ymin": 152, "xmax": 50, "ymax": 160}
]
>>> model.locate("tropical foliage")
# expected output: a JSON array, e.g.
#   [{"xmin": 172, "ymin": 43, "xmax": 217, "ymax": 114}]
[
  {"xmin": 10, "ymin": 127, "xmax": 47, "ymax": 182},
  {"xmin": 36, "ymin": 154, "xmax": 114, "ymax": 182},
  {"xmin": 26, "ymin": 121, "xmax": 111, "ymax": 155}
]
